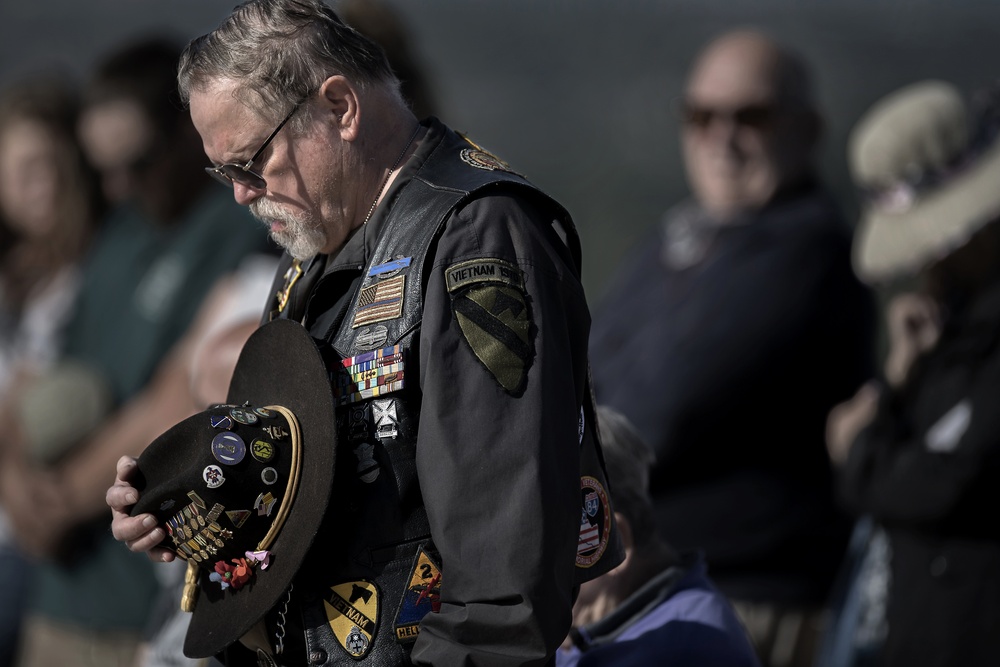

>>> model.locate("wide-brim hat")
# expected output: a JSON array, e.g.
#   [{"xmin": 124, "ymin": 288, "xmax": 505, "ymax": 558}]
[
  {"xmin": 851, "ymin": 80, "xmax": 1000, "ymax": 282},
  {"xmin": 131, "ymin": 319, "xmax": 336, "ymax": 658}
]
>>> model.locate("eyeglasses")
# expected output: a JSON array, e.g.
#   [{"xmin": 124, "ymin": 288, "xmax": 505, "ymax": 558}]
[
  {"xmin": 678, "ymin": 100, "xmax": 778, "ymax": 132},
  {"xmin": 205, "ymin": 101, "xmax": 302, "ymax": 190}
]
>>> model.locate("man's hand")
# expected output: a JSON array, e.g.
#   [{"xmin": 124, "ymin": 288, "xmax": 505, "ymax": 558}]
[
  {"xmin": 826, "ymin": 381, "xmax": 881, "ymax": 466},
  {"xmin": 107, "ymin": 455, "xmax": 175, "ymax": 562},
  {"xmin": 0, "ymin": 456, "xmax": 75, "ymax": 559},
  {"xmin": 884, "ymin": 292, "xmax": 942, "ymax": 389}
]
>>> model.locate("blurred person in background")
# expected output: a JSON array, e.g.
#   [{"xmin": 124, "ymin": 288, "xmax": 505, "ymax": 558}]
[
  {"xmin": 558, "ymin": 405, "xmax": 761, "ymax": 667},
  {"xmin": 0, "ymin": 36, "xmax": 271, "ymax": 667},
  {"xmin": 588, "ymin": 29, "xmax": 876, "ymax": 667},
  {"xmin": 338, "ymin": 0, "xmax": 437, "ymax": 122},
  {"xmin": 825, "ymin": 80, "xmax": 1000, "ymax": 667},
  {"xmin": 0, "ymin": 74, "xmax": 103, "ymax": 667}
]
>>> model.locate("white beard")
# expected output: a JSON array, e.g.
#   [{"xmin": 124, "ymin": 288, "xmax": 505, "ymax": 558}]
[{"xmin": 250, "ymin": 198, "xmax": 326, "ymax": 260}]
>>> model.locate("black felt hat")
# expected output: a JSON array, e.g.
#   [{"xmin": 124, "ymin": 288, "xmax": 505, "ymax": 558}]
[{"xmin": 131, "ymin": 319, "xmax": 336, "ymax": 658}]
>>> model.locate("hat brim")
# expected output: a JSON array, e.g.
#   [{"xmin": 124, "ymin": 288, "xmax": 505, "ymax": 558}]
[
  {"xmin": 146, "ymin": 320, "xmax": 335, "ymax": 658},
  {"xmin": 855, "ymin": 139, "xmax": 1000, "ymax": 282}
]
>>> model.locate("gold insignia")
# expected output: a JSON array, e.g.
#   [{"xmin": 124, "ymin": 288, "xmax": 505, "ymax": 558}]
[
  {"xmin": 325, "ymin": 581, "xmax": 379, "ymax": 658},
  {"xmin": 458, "ymin": 135, "xmax": 521, "ymax": 175},
  {"xmin": 275, "ymin": 260, "xmax": 303, "ymax": 315}
]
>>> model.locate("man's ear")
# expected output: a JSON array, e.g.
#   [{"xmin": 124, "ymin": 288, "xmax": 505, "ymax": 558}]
[{"xmin": 317, "ymin": 75, "xmax": 360, "ymax": 142}]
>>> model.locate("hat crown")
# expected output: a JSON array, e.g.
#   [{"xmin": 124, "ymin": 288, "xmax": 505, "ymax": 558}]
[{"xmin": 849, "ymin": 80, "xmax": 968, "ymax": 190}]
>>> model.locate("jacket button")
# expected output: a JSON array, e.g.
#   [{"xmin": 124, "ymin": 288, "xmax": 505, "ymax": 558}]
[
  {"xmin": 309, "ymin": 649, "xmax": 327, "ymax": 664},
  {"xmin": 930, "ymin": 555, "xmax": 948, "ymax": 577}
]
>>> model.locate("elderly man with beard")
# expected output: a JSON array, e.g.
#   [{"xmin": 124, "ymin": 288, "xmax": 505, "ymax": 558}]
[{"xmin": 106, "ymin": 1, "xmax": 621, "ymax": 666}]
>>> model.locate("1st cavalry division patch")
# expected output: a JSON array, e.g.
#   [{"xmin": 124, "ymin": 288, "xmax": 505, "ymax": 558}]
[
  {"xmin": 445, "ymin": 258, "xmax": 534, "ymax": 395},
  {"xmin": 325, "ymin": 581, "xmax": 379, "ymax": 658}
]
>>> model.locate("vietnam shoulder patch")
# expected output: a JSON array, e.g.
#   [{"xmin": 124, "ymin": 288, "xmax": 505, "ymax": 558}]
[
  {"xmin": 446, "ymin": 258, "xmax": 534, "ymax": 395},
  {"xmin": 324, "ymin": 580, "xmax": 379, "ymax": 658}
]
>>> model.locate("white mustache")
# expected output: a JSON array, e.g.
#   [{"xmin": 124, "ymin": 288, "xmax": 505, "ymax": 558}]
[{"xmin": 250, "ymin": 198, "xmax": 290, "ymax": 224}]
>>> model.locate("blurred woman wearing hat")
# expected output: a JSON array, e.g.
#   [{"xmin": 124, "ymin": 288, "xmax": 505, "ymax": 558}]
[{"xmin": 824, "ymin": 80, "xmax": 1000, "ymax": 667}]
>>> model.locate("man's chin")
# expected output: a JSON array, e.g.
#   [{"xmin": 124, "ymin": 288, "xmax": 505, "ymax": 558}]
[{"xmin": 272, "ymin": 231, "xmax": 324, "ymax": 261}]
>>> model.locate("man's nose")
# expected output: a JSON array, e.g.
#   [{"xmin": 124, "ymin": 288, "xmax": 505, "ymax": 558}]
[
  {"xmin": 704, "ymin": 115, "xmax": 741, "ymax": 146},
  {"xmin": 233, "ymin": 181, "xmax": 265, "ymax": 207}
]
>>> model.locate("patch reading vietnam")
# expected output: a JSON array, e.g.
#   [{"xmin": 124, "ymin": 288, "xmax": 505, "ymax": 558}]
[
  {"xmin": 352, "ymin": 275, "xmax": 405, "ymax": 328},
  {"xmin": 576, "ymin": 476, "xmax": 611, "ymax": 568},
  {"xmin": 324, "ymin": 581, "xmax": 379, "ymax": 659},
  {"xmin": 446, "ymin": 259, "xmax": 533, "ymax": 395},
  {"xmin": 445, "ymin": 258, "xmax": 524, "ymax": 293},
  {"xmin": 394, "ymin": 547, "xmax": 442, "ymax": 643}
]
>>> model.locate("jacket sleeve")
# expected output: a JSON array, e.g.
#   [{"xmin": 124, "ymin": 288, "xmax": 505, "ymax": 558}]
[
  {"xmin": 840, "ymin": 380, "xmax": 1000, "ymax": 529},
  {"xmin": 409, "ymin": 191, "xmax": 587, "ymax": 666}
]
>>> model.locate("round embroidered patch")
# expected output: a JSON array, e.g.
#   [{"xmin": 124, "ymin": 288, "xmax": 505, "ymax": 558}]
[
  {"xmin": 576, "ymin": 476, "xmax": 611, "ymax": 568},
  {"xmin": 460, "ymin": 147, "xmax": 512, "ymax": 172}
]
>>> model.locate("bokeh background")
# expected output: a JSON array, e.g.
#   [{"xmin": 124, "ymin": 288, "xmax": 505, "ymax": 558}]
[{"xmin": 2, "ymin": 0, "xmax": 998, "ymax": 300}]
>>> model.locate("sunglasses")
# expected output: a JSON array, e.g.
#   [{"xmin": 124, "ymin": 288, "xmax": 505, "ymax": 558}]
[
  {"xmin": 678, "ymin": 101, "xmax": 778, "ymax": 132},
  {"xmin": 205, "ymin": 100, "xmax": 302, "ymax": 190}
]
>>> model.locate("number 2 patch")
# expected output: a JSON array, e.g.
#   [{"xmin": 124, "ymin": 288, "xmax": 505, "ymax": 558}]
[{"xmin": 445, "ymin": 258, "xmax": 535, "ymax": 395}]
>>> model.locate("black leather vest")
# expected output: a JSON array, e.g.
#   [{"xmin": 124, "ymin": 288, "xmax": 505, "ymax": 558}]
[{"xmin": 260, "ymin": 125, "xmax": 619, "ymax": 667}]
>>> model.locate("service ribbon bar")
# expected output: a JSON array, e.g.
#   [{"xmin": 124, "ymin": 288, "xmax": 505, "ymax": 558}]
[{"xmin": 334, "ymin": 345, "xmax": 406, "ymax": 405}]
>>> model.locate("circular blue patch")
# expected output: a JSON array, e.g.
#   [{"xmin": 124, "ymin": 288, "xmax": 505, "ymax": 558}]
[{"xmin": 211, "ymin": 431, "xmax": 246, "ymax": 465}]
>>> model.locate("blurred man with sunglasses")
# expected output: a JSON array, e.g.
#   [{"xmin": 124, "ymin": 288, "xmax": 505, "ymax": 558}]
[
  {"xmin": 106, "ymin": 1, "xmax": 622, "ymax": 666},
  {"xmin": 589, "ymin": 30, "xmax": 876, "ymax": 667}
]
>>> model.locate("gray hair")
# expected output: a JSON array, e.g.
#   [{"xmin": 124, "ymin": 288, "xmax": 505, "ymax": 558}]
[
  {"xmin": 596, "ymin": 405, "xmax": 658, "ymax": 547},
  {"xmin": 177, "ymin": 0, "xmax": 398, "ymax": 121}
]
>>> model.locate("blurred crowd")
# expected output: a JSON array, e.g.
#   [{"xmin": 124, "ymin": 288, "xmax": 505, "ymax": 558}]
[{"xmin": 0, "ymin": 2, "xmax": 998, "ymax": 667}]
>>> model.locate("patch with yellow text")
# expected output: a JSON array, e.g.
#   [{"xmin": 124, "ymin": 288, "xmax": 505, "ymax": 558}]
[{"xmin": 324, "ymin": 581, "xmax": 379, "ymax": 658}]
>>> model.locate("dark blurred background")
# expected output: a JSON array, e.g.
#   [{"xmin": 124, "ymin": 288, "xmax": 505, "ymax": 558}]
[{"xmin": 2, "ymin": 0, "xmax": 998, "ymax": 300}]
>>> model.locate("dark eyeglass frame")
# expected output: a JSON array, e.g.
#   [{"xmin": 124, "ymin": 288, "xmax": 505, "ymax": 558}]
[
  {"xmin": 677, "ymin": 99, "xmax": 779, "ymax": 132},
  {"xmin": 205, "ymin": 100, "xmax": 303, "ymax": 190}
]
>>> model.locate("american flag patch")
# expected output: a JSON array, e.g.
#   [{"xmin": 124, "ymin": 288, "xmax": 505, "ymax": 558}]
[
  {"xmin": 334, "ymin": 345, "xmax": 406, "ymax": 405},
  {"xmin": 352, "ymin": 275, "xmax": 405, "ymax": 328},
  {"xmin": 578, "ymin": 521, "xmax": 601, "ymax": 553}
]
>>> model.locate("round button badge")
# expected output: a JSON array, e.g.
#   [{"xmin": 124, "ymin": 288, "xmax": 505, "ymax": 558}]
[
  {"xmin": 229, "ymin": 407, "xmax": 258, "ymax": 425},
  {"xmin": 251, "ymin": 439, "xmax": 276, "ymax": 463},
  {"xmin": 212, "ymin": 431, "xmax": 246, "ymax": 465}
]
